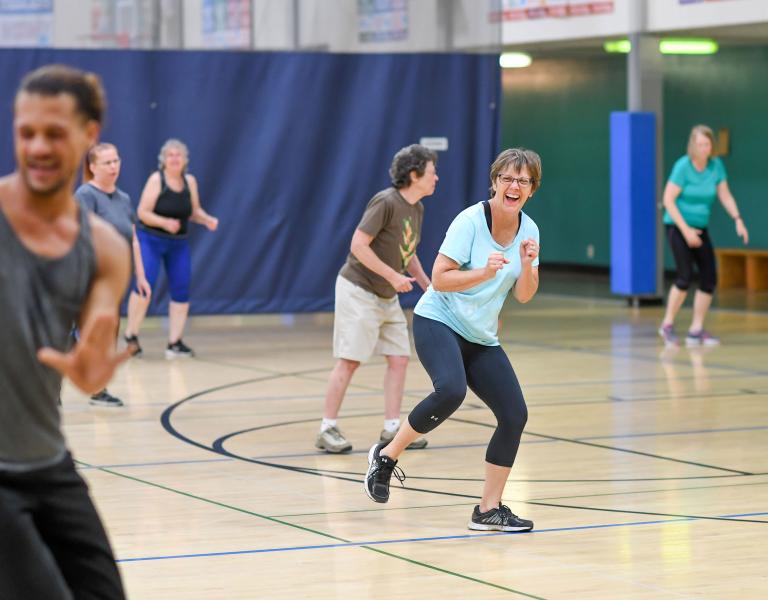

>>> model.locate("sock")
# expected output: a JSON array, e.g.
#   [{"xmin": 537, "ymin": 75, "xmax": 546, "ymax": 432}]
[
  {"xmin": 320, "ymin": 418, "xmax": 337, "ymax": 433},
  {"xmin": 383, "ymin": 418, "xmax": 400, "ymax": 433}
]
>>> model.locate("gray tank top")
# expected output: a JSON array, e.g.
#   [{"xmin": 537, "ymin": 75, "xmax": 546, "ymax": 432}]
[{"xmin": 0, "ymin": 204, "xmax": 96, "ymax": 471}]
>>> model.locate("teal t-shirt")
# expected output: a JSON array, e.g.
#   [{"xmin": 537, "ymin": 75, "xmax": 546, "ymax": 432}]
[
  {"xmin": 414, "ymin": 202, "xmax": 540, "ymax": 346},
  {"xmin": 662, "ymin": 156, "xmax": 726, "ymax": 228}
]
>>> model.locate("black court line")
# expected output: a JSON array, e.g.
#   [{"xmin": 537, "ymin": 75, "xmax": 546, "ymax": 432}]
[
  {"xmin": 161, "ymin": 371, "xmax": 767, "ymax": 532},
  {"xmin": 208, "ymin": 423, "xmax": 768, "ymax": 525},
  {"xmin": 497, "ymin": 336, "xmax": 768, "ymax": 379},
  {"xmin": 449, "ymin": 417, "xmax": 754, "ymax": 475},
  {"xmin": 530, "ymin": 479, "xmax": 768, "ymax": 503},
  {"xmin": 197, "ymin": 355, "xmax": 768, "ymax": 409},
  {"xmin": 524, "ymin": 501, "xmax": 768, "ymax": 524}
]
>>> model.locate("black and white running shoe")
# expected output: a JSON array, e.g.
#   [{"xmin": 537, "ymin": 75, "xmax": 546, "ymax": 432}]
[
  {"xmin": 364, "ymin": 442, "xmax": 405, "ymax": 503},
  {"xmin": 468, "ymin": 503, "xmax": 533, "ymax": 532}
]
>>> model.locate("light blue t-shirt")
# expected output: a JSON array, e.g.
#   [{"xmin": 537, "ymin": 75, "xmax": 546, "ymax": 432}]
[
  {"xmin": 662, "ymin": 156, "xmax": 726, "ymax": 229},
  {"xmin": 415, "ymin": 202, "xmax": 540, "ymax": 346}
]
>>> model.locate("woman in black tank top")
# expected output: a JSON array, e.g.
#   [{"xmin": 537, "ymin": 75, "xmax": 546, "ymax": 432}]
[{"xmin": 125, "ymin": 139, "xmax": 218, "ymax": 359}]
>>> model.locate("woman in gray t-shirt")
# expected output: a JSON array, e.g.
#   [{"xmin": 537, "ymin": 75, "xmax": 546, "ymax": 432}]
[{"xmin": 74, "ymin": 143, "xmax": 150, "ymax": 407}]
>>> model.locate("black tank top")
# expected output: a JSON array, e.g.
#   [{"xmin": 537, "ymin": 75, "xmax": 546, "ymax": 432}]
[
  {"xmin": 0, "ymin": 204, "xmax": 96, "ymax": 470},
  {"xmin": 140, "ymin": 170, "xmax": 193, "ymax": 238}
]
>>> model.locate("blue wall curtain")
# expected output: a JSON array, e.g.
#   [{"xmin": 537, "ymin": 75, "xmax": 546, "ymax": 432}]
[{"xmin": 0, "ymin": 49, "xmax": 500, "ymax": 313}]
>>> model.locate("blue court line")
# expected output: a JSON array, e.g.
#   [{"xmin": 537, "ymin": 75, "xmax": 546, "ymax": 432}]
[
  {"xmin": 78, "ymin": 424, "xmax": 768, "ymax": 471},
  {"xmin": 117, "ymin": 510, "xmax": 768, "ymax": 564}
]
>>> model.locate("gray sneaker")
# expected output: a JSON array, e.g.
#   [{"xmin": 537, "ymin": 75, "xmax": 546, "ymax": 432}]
[
  {"xmin": 380, "ymin": 427, "xmax": 428, "ymax": 450},
  {"xmin": 315, "ymin": 426, "xmax": 352, "ymax": 453}
]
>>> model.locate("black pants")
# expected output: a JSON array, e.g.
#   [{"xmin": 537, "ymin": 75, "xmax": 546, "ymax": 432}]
[
  {"xmin": 409, "ymin": 315, "xmax": 528, "ymax": 468},
  {"xmin": 666, "ymin": 225, "xmax": 717, "ymax": 294},
  {"xmin": 0, "ymin": 454, "xmax": 125, "ymax": 600}
]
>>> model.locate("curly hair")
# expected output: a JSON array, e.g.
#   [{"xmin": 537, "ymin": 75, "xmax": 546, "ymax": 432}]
[{"xmin": 389, "ymin": 144, "xmax": 438, "ymax": 189}]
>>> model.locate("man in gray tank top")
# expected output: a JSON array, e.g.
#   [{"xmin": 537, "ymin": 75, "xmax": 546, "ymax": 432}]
[{"xmin": 0, "ymin": 65, "xmax": 130, "ymax": 599}]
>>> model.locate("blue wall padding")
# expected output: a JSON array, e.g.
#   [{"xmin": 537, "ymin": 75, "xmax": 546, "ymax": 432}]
[
  {"xmin": 610, "ymin": 111, "xmax": 657, "ymax": 296},
  {"xmin": 0, "ymin": 49, "xmax": 500, "ymax": 314}
]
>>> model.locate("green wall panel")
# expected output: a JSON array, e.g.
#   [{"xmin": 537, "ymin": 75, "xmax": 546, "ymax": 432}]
[{"xmin": 501, "ymin": 46, "xmax": 767, "ymax": 268}]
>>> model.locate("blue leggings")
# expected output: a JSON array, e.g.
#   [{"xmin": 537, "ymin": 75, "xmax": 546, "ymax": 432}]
[
  {"xmin": 409, "ymin": 315, "xmax": 528, "ymax": 468},
  {"xmin": 136, "ymin": 228, "xmax": 191, "ymax": 302}
]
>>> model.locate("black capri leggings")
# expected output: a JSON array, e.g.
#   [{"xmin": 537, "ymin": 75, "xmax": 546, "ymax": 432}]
[
  {"xmin": 666, "ymin": 225, "xmax": 717, "ymax": 294},
  {"xmin": 409, "ymin": 315, "xmax": 528, "ymax": 468}
]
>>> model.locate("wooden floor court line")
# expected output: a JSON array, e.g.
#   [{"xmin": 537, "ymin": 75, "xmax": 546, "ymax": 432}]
[{"xmin": 80, "ymin": 461, "xmax": 547, "ymax": 598}]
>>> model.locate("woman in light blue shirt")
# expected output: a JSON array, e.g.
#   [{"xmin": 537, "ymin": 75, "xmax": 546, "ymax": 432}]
[
  {"xmin": 364, "ymin": 148, "xmax": 541, "ymax": 533},
  {"xmin": 659, "ymin": 125, "xmax": 749, "ymax": 346}
]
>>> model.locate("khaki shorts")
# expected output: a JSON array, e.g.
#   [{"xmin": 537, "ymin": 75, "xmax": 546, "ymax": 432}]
[{"xmin": 333, "ymin": 275, "xmax": 411, "ymax": 362}]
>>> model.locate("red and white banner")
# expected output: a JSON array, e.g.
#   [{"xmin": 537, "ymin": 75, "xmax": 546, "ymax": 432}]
[{"xmin": 489, "ymin": 0, "xmax": 614, "ymax": 23}]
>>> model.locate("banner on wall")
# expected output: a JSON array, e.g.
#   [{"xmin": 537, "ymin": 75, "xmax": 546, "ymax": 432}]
[
  {"xmin": 0, "ymin": 0, "xmax": 52, "ymax": 47},
  {"xmin": 89, "ymin": 0, "xmax": 154, "ymax": 48},
  {"xmin": 202, "ymin": 0, "xmax": 251, "ymax": 48},
  {"xmin": 358, "ymin": 0, "xmax": 409, "ymax": 43},
  {"xmin": 490, "ymin": 0, "xmax": 613, "ymax": 22}
]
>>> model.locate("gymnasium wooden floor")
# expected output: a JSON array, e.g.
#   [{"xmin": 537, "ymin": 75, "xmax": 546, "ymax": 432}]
[{"xmin": 62, "ymin": 292, "xmax": 768, "ymax": 599}]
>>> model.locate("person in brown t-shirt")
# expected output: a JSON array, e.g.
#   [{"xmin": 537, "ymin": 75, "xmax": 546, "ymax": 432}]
[{"xmin": 315, "ymin": 144, "xmax": 438, "ymax": 453}]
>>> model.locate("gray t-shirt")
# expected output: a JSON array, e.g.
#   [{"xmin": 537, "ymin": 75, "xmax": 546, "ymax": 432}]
[
  {"xmin": 339, "ymin": 187, "xmax": 424, "ymax": 299},
  {"xmin": 0, "ymin": 204, "xmax": 96, "ymax": 471},
  {"xmin": 75, "ymin": 183, "xmax": 135, "ymax": 243}
]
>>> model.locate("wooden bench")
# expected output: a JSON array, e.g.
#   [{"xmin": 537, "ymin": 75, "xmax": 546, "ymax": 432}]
[{"xmin": 715, "ymin": 248, "xmax": 768, "ymax": 291}]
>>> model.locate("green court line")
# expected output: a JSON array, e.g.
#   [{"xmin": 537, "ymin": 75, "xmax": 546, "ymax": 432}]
[
  {"xmin": 76, "ymin": 460, "xmax": 546, "ymax": 599},
  {"xmin": 362, "ymin": 545, "xmax": 547, "ymax": 599},
  {"xmin": 269, "ymin": 500, "xmax": 476, "ymax": 518}
]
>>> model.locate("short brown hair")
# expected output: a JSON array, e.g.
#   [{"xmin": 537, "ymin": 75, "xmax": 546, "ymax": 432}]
[
  {"xmin": 490, "ymin": 148, "xmax": 542, "ymax": 195},
  {"xmin": 17, "ymin": 64, "xmax": 106, "ymax": 124}
]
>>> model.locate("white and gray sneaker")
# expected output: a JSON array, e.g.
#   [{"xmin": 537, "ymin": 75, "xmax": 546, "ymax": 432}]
[
  {"xmin": 468, "ymin": 503, "xmax": 533, "ymax": 532},
  {"xmin": 315, "ymin": 426, "xmax": 352, "ymax": 453},
  {"xmin": 379, "ymin": 427, "xmax": 428, "ymax": 450}
]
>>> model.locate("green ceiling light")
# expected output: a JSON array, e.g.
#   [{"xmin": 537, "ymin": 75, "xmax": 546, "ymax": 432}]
[
  {"xmin": 499, "ymin": 52, "xmax": 532, "ymax": 68},
  {"xmin": 659, "ymin": 38, "xmax": 718, "ymax": 55},
  {"xmin": 604, "ymin": 39, "xmax": 631, "ymax": 54}
]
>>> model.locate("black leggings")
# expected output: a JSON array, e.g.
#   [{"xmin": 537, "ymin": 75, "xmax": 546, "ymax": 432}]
[
  {"xmin": 0, "ymin": 454, "xmax": 125, "ymax": 600},
  {"xmin": 409, "ymin": 315, "xmax": 528, "ymax": 468},
  {"xmin": 666, "ymin": 225, "xmax": 717, "ymax": 294}
]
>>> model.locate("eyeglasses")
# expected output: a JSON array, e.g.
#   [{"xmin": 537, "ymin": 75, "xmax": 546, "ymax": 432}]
[
  {"xmin": 498, "ymin": 174, "xmax": 533, "ymax": 187},
  {"xmin": 98, "ymin": 158, "xmax": 121, "ymax": 167}
]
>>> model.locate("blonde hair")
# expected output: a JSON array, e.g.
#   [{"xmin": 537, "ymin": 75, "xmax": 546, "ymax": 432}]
[
  {"xmin": 158, "ymin": 138, "xmax": 189, "ymax": 171},
  {"xmin": 82, "ymin": 142, "xmax": 117, "ymax": 182},
  {"xmin": 687, "ymin": 124, "xmax": 716, "ymax": 159}
]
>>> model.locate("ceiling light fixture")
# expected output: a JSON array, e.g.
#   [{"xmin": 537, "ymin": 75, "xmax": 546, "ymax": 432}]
[{"xmin": 499, "ymin": 52, "xmax": 532, "ymax": 68}]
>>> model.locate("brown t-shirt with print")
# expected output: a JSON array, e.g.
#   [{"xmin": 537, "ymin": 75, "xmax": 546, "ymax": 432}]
[{"xmin": 340, "ymin": 187, "xmax": 424, "ymax": 299}]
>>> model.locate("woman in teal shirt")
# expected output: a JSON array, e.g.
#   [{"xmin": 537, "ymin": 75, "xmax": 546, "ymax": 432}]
[
  {"xmin": 364, "ymin": 148, "xmax": 541, "ymax": 533},
  {"xmin": 659, "ymin": 125, "xmax": 749, "ymax": 346}
]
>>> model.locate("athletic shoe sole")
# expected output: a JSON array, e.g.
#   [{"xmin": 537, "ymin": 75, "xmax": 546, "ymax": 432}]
[
  {"xmin": 88, "ymin": 399, "xmax": 124, "ymax": 408},
  {"xmin": 165, "ymin": 351, "xmax": 193, "ymax": 360},
  {"xmin": 686, "ymin": 338, "xmax": 720, "ymax": 347},
  {"xmin": 314, "ymin": 440, "xmax": 352, "ymax": 453},
  {"xmin": 467, "ymin": 521, "xmax": 533, "ymax": 532}
]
